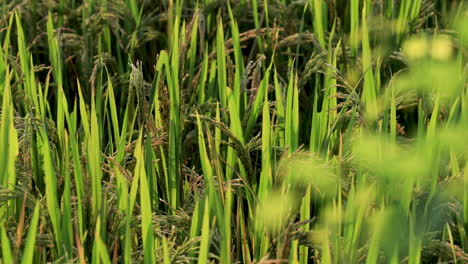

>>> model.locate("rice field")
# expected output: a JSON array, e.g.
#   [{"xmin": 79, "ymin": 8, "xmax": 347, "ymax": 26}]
[{"xmin": 0, "ymin": 0, "xmax": 467, "ymax": 263}]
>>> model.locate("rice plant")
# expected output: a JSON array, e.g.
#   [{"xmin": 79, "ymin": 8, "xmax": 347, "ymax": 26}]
[{"xmin": 0, "ymin": 0, "xmax": 467, "ymax": 263}]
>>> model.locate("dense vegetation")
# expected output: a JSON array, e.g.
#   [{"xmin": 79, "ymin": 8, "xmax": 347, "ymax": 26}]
[{"xmin": 0, "ymin": 0, "xmax": 467, "ymax": 263}]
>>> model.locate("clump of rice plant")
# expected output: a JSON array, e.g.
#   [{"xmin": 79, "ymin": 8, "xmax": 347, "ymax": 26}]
[{"xmin": 0, "ymin": 0, "xmax": 467, "ymax": 263}]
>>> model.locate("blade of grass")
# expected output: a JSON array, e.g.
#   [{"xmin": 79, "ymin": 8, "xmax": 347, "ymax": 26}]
[{"xmin": 21, "ymin": 202, "xmax": 40, "ymax": 264}]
